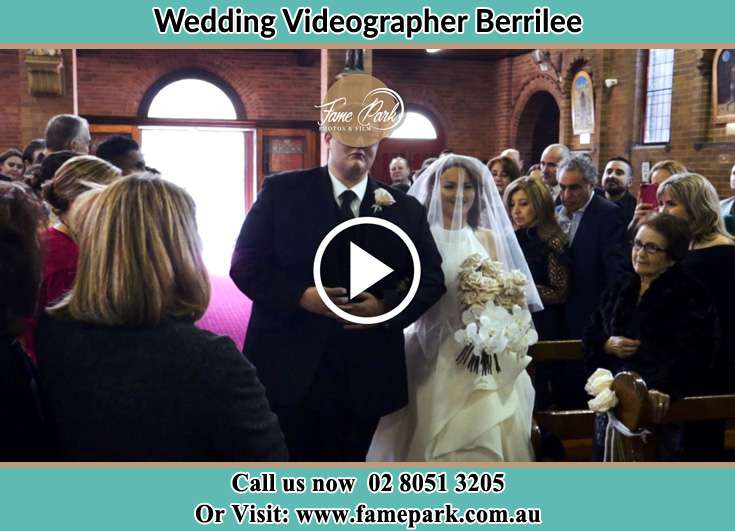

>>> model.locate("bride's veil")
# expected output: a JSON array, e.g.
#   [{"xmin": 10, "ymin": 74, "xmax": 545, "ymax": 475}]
[{"xmin": 408, "ymin": 154, "xmax": 543, "ymax": 359}]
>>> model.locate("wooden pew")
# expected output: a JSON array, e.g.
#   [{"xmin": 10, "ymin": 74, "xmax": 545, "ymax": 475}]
[{"xmin": 529, "ymin": 340, "xmax": 735, "ymax": 461}]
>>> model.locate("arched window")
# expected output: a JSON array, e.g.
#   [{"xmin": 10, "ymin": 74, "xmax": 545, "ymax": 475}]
[
  {"xmin": 147, "ymin": 79, "xmax": 238, "ymax": 120},
  {"xmin": 643, "ymin": 49, "xmax": 675, "ymax": 144},
  {"xmin": 390, "ymin": 111, "xmax": 438, "ymax": 139},
  {"xmin": 141, "ymin": 76, "xmax": 249, "ymax": 275}
]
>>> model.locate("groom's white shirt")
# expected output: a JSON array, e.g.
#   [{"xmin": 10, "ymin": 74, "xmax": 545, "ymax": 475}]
[{"xmin": 329, "ymin": 169, "xmax": 368, "ymax": 218}]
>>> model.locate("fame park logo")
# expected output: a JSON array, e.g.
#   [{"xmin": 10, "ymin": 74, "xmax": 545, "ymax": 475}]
[{"xmin": 316, "ymin": 73, "xmax": 405, "ymax": 147}]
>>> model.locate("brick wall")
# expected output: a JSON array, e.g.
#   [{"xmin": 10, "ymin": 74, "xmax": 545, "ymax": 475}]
[
  {"xmin": 0, "ymin": 51, "xmax": 22, "ymax": 150},
  {"xmin": 76, "ymin": 49, "xmax": 321, "ymax": 121},
  {"xmin": 0, "ymin": 48, "xmax": 734, "ymax": 196}
]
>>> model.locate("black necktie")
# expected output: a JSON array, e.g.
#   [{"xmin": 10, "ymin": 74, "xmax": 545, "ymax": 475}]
[{"xmin": 339, "ymin": 190, "xmax": 358, "ymax": 221}]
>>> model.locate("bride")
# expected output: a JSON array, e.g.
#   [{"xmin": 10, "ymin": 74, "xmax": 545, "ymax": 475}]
[{"xmin": 368, "ymin": 155, "xmax": 542, "ymax": 462}]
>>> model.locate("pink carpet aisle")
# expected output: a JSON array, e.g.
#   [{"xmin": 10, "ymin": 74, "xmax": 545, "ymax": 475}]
[{"xmin": 196, "ymin": 276, "xmax": 252, "ymax": 351}]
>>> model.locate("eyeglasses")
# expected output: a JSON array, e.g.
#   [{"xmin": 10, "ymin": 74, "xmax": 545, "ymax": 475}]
[{"xmin": 633, "ymin": 239, "xmax": 666, "ymax": 254}]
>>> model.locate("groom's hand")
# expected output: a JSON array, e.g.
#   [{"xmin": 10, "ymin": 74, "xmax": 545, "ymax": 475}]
[
  {"xmin": 340, "ymin": 292, "xmax": 386, "ymax": 330},
  {"xmin": 299, "ymin": 287, "xmax": 348, "ymax": 317}
]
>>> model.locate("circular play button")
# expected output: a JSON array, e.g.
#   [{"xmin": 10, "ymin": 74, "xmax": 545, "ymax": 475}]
[{"xmin": 312, "ymin": 217, "xmax": 421, "ymax": 325}]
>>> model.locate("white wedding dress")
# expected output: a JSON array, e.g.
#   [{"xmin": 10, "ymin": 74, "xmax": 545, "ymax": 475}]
[{"xmin": 368, "ymin": 226, "xmax": 535, "ymax": 462}]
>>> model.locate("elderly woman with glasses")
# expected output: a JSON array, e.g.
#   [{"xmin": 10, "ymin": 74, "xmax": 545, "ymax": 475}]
[{"xmin": 583, "ymin": 213, "xmax": 718, "ymax": 460}]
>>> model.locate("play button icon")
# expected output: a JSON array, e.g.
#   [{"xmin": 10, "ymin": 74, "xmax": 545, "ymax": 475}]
[
  {"xmin": 349, "ymin": 242, "xmax": 393, "ymax": 300},
  {"xmin": 313, "ymin": 217, "xmax": 421, "ymax": 325}
]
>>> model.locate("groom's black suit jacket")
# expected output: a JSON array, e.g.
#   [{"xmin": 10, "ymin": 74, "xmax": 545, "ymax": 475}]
[{"xmin": 230, "ymin": 166, "xmax": 445, "ymax": 417}]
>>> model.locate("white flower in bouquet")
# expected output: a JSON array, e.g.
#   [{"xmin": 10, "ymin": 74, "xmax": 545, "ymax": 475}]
[{"xmin": 453, "ymin": 254, "xmax": 537, "ymax": 376}]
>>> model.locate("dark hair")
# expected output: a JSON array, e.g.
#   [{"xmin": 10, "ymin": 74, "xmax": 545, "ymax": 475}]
[
  {"xmin": 95, "ymin": 135, "xmax": 140, "ymax": 163},
  {"xmin": 638, "ymin": 212, "xmax": 691, "ymax": 262},
  {"xmin": 22, "ymin": 139, "xmax": 46, "ymax": 165},
  {"xmin": 0, "ymin": 148, "xmax": 23, "ymax": 166},
  {"xmin": 0, "ymin": 182, "xmax": 43, "ymax": 336},
  {"xmin": 29, "ymin": 150, "xmax": 78, "ymax": 193},
  {"xmin": 606, "ymin": 156, "xmax": 633, "ymax": 174},
  {"xmin": 45, "ymin": 114, "xmax": 87, "ymax": 152},
  {"xmin": 487, "ymin": 156, "xmax": 521, "ymax": 182}
]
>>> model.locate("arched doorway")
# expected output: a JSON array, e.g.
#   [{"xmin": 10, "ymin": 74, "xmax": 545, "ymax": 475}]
[
  {"xmin": 515, "ymin": 91, "xmax": 560, "ymax": 172},
  {"xmin": 140, "ymin": 74, "xmax": 252, "ymax": 276},
  {"xmin": 374, "ymin": 107, "xmax": 444, "ymax": 184}
]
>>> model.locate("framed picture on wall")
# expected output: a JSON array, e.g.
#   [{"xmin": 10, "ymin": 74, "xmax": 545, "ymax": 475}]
[
  {"xmin": 571, "ymin": 70, "xmax": 595, "ymax": 135},
  {"xmin": 713, "ymin": 49, "xmax": 735, "ymax": 124}
]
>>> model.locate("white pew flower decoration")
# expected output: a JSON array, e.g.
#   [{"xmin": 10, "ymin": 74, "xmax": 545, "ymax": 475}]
[
  {"xmin": 453, "ymin": 254, "xmax": 537, "ymax": 382},
  {"xmin": 585, "ymin": 368, "xmax": 619, "ymax": 412}
]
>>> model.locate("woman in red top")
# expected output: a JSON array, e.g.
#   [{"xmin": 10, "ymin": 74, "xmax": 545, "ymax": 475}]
[{"xmin": 24, "ymin": 155, "xmax": 121, "ymax": 361}]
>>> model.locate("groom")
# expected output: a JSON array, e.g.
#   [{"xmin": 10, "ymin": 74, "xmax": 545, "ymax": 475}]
[{"xmin": 230, "ymin": 132, "xmax": 445, "ymax": 461}]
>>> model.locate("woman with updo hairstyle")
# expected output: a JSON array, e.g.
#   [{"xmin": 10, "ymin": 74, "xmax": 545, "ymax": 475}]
[
  {"xmin": 0, "ymin": 182, "xmax": 48, "ymax": 459},
  {"xmin": 37, "ymin": 174, "xmax": 287, "ymax": 461},
  {"xmin": 22, "ymin": 156, "xmax": 121, "ymax": 362},
  {"xmin": 487, "ymin": 155, "xmax": 521, "ymax": 197},
  {"xmin": 656, "ymin": 172, "xmax": 735, "ymax": 396},
  {"xmin": 584, "ymin": 213, "xmax": 718, "ymax": 460}
]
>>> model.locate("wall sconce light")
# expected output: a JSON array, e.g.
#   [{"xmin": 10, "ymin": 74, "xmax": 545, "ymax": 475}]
[
  {"xmin": 531, "ymin": 49, "xmax": 562, "ymax": 82},
  {"xmin": 604, "ymin": 78, "xmax": 619, "ymax": 88}
]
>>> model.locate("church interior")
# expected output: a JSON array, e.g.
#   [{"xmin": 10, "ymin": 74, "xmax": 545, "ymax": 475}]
[{"xmin": 2, "ymin": 48, "xmax": 735, "ymax": 462}]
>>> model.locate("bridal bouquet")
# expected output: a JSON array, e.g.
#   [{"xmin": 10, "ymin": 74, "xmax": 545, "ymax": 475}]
[{"xmin": 453, "ymin": 254, "xmax": 538, "ymax": 376}]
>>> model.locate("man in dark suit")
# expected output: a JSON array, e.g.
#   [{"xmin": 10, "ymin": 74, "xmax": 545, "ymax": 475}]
[
  {"xmin": 230, "ymin": 132, "xmax": 445, "ymax": 461},
  {"xmin": 555, "ymin": 155, "xmax": 628, "ymax": 407}
]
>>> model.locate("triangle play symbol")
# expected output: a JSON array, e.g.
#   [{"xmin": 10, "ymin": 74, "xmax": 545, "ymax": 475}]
[{"xmin": 349, "ymin": 242, "xmax": 394, "ymax": 300}]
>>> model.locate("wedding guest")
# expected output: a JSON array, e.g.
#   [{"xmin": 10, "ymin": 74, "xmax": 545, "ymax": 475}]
[
  {"xmin": 500, "ymin": 148, "xmax": 522, "ymax": 172},
  {"xmin": 388, "ymin": 156, "xmax": 412, "ymax": 192},
  {"xmin": 540, "ymin": 143, "xmax": 570, "ymax": 202},
  {"xmin": 601, "ymin": 157, "xmax": 637, "ymax": 227},
  {"xmin": 45, "ymin": 114, "xmax": 91, "ymax": 155},
  {"xmin": 718, "ymin": 163, "xmax": 735, "ymax": 233},
  {"xmin": 505, "ymin": 177, "xmax": 569, "ymax": 339},
  {"xmin": 0, "ymin": 182, "xmax": 48, "ymax": 459},
  {"xmin": 95, "ymin": 135, "xmax": 146, "ymax": 175},
  {"xmin": 488, "ymin": 155, "xmax": 521, "ymax": 196},
  {"xmin": 26, "ymin": 151, "xmax": 78, "ymax": 197},
  {"xmin": 0, "ymin": 149, "xmax": 25, "ymax": 180},
  {"xmin": 629, "ymin": 159, "xmax": 687, "ymax": 235},
  {"xmin": 584, "ymin": 213, "xmax": 718, "ymax": 460},
  {"xmin": 22, "ymin": 139, "xmax": 46, "ymax": 167},
  {"xmin": 22, "ymin": 156, "xmax": 121, "ymax": 362},
  {"xmin": 657, "ymin": 173, "xmax": 735, "ymax": 393},
  {"xmin": 505, "ymin": 176, "xmax": 571, "ymax": 409},
  {"xmin": 37, "ymin": 174, "xmax": 287, "ymax": 461},
  {"xmin": 555, "ymin": 155, "xmax": 628, "ymax": 407}
]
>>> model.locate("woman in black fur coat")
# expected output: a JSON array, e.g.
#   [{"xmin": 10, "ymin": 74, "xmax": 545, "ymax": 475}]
[{"xmin": 584, "ymin": 213, "xmax": 718, "ymax": 460}]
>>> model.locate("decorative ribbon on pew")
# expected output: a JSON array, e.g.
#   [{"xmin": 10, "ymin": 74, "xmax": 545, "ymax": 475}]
[{"xmin": 603, "ymin": 411, "xmax": 651, "ymax": 462}]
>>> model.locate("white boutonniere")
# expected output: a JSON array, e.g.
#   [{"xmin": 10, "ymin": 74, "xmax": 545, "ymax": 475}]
[{"xmin": 371, "ymin": 188, "xmax": 396, "ymax": 213}]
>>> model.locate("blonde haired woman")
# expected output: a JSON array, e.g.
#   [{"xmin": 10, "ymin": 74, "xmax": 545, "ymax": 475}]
[
  {"xmin": 37, "ymin": 174, "xmax": 287, "ymax": 460},
  {"xmin": 658, "ymin": 173, "xmax": 735, "ymax": 387},
  {"xmin": 656, "ymin": 172, "xmax": 735, "ymax": 459},
  {"xmin": 24, "ymin": 156, "xmax": 121, "ymax": 362},
  {"xmin": 505, "ymin": 176, "xmax": 571, "ymax": 408},
  {"xmin": 629, "ymin": 159, "xmax": 688, "ymax": 234}
]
